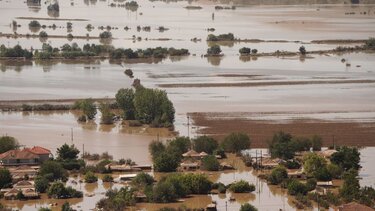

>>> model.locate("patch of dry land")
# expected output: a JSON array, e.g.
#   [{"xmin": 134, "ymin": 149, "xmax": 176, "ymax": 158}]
[{"xmin": 190, "ymin": 112, "xmax": 375, "ymax": 148}]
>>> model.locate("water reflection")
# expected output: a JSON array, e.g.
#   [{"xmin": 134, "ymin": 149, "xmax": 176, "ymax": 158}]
[{"xmin": 206, "ymin": 56, "xmax": 222, "ymax": 66}]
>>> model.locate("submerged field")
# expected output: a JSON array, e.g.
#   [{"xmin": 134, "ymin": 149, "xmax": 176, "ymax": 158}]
[{"xmin": 1, "ymin": 0, "xmax": 375, "ymax": 210}]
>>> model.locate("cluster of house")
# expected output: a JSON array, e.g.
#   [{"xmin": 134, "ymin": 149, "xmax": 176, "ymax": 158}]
[
  {"xmin": 0, "ymin": 146, "xmax": 52, "ymax": 200},
  {"xmin": 180, "ymin": 149, "xmax": 234, "ymax": 171}
]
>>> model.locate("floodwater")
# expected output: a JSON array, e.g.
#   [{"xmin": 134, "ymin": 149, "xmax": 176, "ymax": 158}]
[{"xmin": 1, "ymin": 0, "xmax": 375, "ymax": 210}]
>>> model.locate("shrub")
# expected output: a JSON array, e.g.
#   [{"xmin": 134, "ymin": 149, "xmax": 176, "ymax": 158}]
[
  {"xmin": 102, "ymin": 174, "xmax": 114, "ymax": 182},
  {"xmin": 152, "ymin": 181, "xmax": 178, "ymax": 203},
  {"xmin": 0, "ymin": 135, "xmax": 19, "ymax": 153},
  {"xmin": 239, "ymin": 47, "xmax": 251, "ymax": 55},
  {"xmin": 326, "ymin": 163, "xmax": 343, "ymax": 179},
  {"xmin": 365, "ymin": 37, "xmax": 375, "ymax": 50},
  {"xmin": 251, "ymin": 49, "xmax": 258, "ymax": 54},
  {"xmin": 39, "ymin": 31, "xmax": 48, "ymax": 38},
  {"xmin": 268, "ymin": 166, "xmax": 288, "ymax": 185},
  {"xmin": 207, "ymin": 33, "xmax": 234, "ymax": 41},
  {"xmin": 330, "ymin": 146, "xmax": 361, "ymax": 171},
  {"xmin": 284, "ymin": 160, "xmax": 301, "ymax": 169},
  {"xmin": 240, "ymin": 203, "xmax": 258, "ymax": 211},
  {"xmin": 29, "ymin": 20, "xmax": 41, "ymax": 28},
  {"xmin": 99, "ymin": 31, "xmax": 112, "ymax": 39},
  {"xmin": 47, "ymin": 182, "xmax": 83, "ymax": 199},
  {"xmin": 268, "ymin": 131, "xmax": 295, "ymax": 159},
  {"xmin": 192, "ymin": 136, "xmax": 218, "ymax": 154},
  {"xmin": 299, "ymin": 46, "xmax": 306, "ymax": 55},
  {"xmin": 207, "ymin": 45, "xmax": 222, "ymax": 55},
  {"xmin": 35, "ymin": 176, "xmax": 49, "ymax": 193},
  {"xmin": 229, "ymin": 180, "xmax": 255, "ymax": 193},
  {"xmin": 305, "ymin": 178, "xmax": 317, "ymax": 192},
  {"xmin": 153, "ymin": 152, "xmax": 180, "ymax": 172},
  {"xmin": 287, "ymin": 179, "xmax": 307, "ymax": 196},
  {"xmin": 132, "ymin": 172, "xmax": 154, "ymax": 186},
  {"xmin": 221, "ymin": 132, "xmax": 250, "ymax": 153},
  {"xmin": 201, "ymin": 155, "xmax": 220, "ymax": 171},
  {"xmin": 39, "ymin": 160, "xmax": 67, "ymax": 181},
  {"xmin": 311, "ymin": 135, "xmax": 322, "ymax": 151},
  {"xmin": 84, "ymin": 171, "xmax": 98, "ymax": 183},
  {"xmin": 0, "ymin": 169, "xmax": 12, "ymax": 189}
]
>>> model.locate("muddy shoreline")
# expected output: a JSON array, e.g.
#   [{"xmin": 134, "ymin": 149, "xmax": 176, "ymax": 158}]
[
  {"xmin": 190, "ymin": 112, "xmax": 375, "ymax": 148},
  {"xmin": 158, "ymin": 79, "xmax": 375, "ymax": 88}
]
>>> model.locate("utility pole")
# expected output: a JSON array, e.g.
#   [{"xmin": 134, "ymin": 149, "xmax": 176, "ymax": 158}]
[
  {"xmin": 82, "ymin": 144, "xmax": 85, "ymax": 159},
  {"xmin": 332, "ymin": 135, "xmax": 335, "ymax": 149},
  {"xmin": 187, "ymin": 115, "xmax": 190, "ymax": 139},
  {"xmin": 71, "ymin": 128, "xmax": 73, "ymax": 144},
  {"xmin": 225, "ymin": 201, "xmax": 227, "ymax": 211}
]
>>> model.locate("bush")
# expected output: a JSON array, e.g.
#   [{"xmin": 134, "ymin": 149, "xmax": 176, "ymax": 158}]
[
  {"xmin": 192, "ymin": 136, "xmax": 218, "ymax": 154},
  {"xmin": 132, "ymin": 172, "xmax": 154, "ymax": 186},
  {"xmin": 201, "ymin": 155, "xmax": 220, "ymax": 171},
  {"xmin": 0, "ymin": 136, "xmax": 19, "ymax": 153},
  {"xmin": 207, "ymin": 33, "xmax": 234, "ymax": 41},
  {"xmin": 39, "ymin": 31, "xmax": 48, "ymax": 38},
  {"xmin": 239, "ymin": 47, "xmax": 251, "ymax": 55},
  {"xmin": 35, "ymin": 176, "xmax": 49, "ymax": 193},
  {"xmin": 0, "ymin": 169, "xmax": 12, "ymax": 189},
  {"xmin": 268, "ymin": 166, "xmax": 288, "ymax": 185},
  {"xmin": 207, "ymin": 45, "xmax": 222, "ymax": 55},
  {"xmin": 29, "ymin": 20, "xmax": 41, "ymax": 28},
  {"xmin": 240, "ymin": 203, "xmax": 258, "ymax": 211},
  {"xmin": 311, "ymin": 135, "xmax": 322, "ymax": 151},
  {"xmin": 268, "ymin": 131, "xmax": 295, "ymax": 159},
  {"xmin": 102, "ymin": 174, "xmax": 114, "ymax": 182},
  {"xmin": 330, "ymin": 146, "xmax": 361, "ymax": 171},
  {"xmin": 305, "ymin": 178, "xmax": 317, "ymax": 192},
  {"xmin": 153, "ymin": 152, "xmax": 180, "ymax": 172},
  {"xmin": 365, "ymin": 37, "xmax": 375, "ymax": 50},
  {"xmin": 47, "ymin": 182, "xmax": 83, "ymax": 199},
  {"xmin": 84, "ymin": 171, "xmax": 98, "ymax": 183},
  {"xmin": 284, "ymin": 160, "xmax": 301, "ymax": 169},
  {"xmin": 39, "ymin": 160, "xmax": 68, "ymax": 181},
  {"xmin": 96, "ymin": 187, "xmax": 135, "ymax": 210},
  {"xmin": 99, "ymin": 31, "xmax": 112, "ymax": 39},
  {"xmin": 299, "ymin": 46, "xmax": 306, "ymax": 55},
  {"xmin": 287, "ymin": 179, "xmax": 307, "ymax": 196},
  {"xmin": 221, "ymin": 132, "xmax": 250, "ymax": 153},
  {"xmin": 326, "ymin": 163, "xmax": 343, "ymax": 179},
  {"xmin": 229, "ymin": 180, "xmax": 255, "ymax": 193},
  {"xmin": 152, "ymin": 181, "xmax": 179, "ymax": 203},
  {"xmin": 74, "ymin": 99, "xmax": 97, "ymax": 120}
]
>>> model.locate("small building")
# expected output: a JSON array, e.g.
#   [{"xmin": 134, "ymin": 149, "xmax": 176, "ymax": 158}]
[
  {"xmin": 288, "ymin": 169, "xmax": 306, "ymax": 179},
  {"xmin": 180, "ymin": 162, "xmax": 200, "ymax": 171},
  {"xmin": 4, "ymin": 187, "xmax": 39, "ymax": 200},
  {"xmin": 338, "ymin": 202, "xmax": 374, "ymax": 211},
  {"xmin": 320, "ymin": 149, "xmax": 337, "ymax": 158},
  {"xmin": 119, "ymin": 174, "xmax": 138, "ymax": 181},
  {"xmin": 0, "ymin": 146, "xmax": 51, "ymax": 166},
  {"xmin": 182, "ymin": 150, "xmax": 201, "ymax": 159},
  {"xmin": 9, "ymin": 165, "xmax": 38, "ymax": 181},
  {"xmin": 316, "ymin": 181, "xmax": 333, "ymax": 187},
  {"xmin": 13, "ymin": 180, "xmax": 34, "ymax": 189}
]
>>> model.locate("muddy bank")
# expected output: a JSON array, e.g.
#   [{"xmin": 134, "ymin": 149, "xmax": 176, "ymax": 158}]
[
  {"xmin": 190, "ymin": 112, "xmax": 375, "ymax": 148},
  {"xmin": 15, "ymin": 17, "xmax": 89, "ymax": 21},
  {"xmin": 0, "ymin": 98, "xmax": 115, "ymax": 111},
  {"xmin": 158, "ymin": 79, "xmax": 375, "ymax": 88}
]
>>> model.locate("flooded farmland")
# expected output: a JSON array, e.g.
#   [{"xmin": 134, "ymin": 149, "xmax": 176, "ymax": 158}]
[{"xmin": 1, "ymin": 0, "xmax": 375, "ymax": 210}]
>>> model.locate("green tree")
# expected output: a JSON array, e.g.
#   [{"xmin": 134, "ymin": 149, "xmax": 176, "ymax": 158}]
[
  {"xmin": 340, "ymin": 169, "xmax": 360, "ymax": 202},
  {"xmin": 229, "ymin": 180, "xmax": 255, "ymax": 193},
  {"xmin": 192, "ymin": 136, "xmax": 218, "ymax": 154},
  {"xmin": 132, "ymin": 172, "xmax": 154, "ymax": 186},
  {"xmin": 268, "ymin": 131, "xmax": 295, "ymax": 159},
  {"xmin": 268, "ymin": 166, "xmax": 288, "ymax": 185},
  {"xmin": 327, "ymin": 163, "xmax": 343, "ymax": 179},
  {"xmin": 153, "ymin": 152, "xmax": 180, "ymax": 172},
  {"xmin": 152, "ymin": 181, "xmax": 178, "ymax": 203},
  {"xmin": 96, "ymin": 187, "xmax": 135, "ymax": 210},
  {"xmin": 84, "ymin": 171, "xmax": 98, "ymax": 183},
  {"xmin": 201, "ymin": 155, "xmax": 220, "ymax": 171},
  {"xmin": 57, "ymin": 144, "xmax": 80, "ymax": 160},
  {"xmin": 0, "ymin": 135, "xmax": 19, "ymax": 153},
  {"xmin": 75, "ymin": 99, "xmax": 97, "ymax": 120},
  {"xmin": 167, "ymin": 137, "xmax": 191, "ymax": 156},
  {"xmin": 149, "ymin": 141, "xmax": 166, "ymax": 160},
  {"xmin": 47, "ymin": 182, "xmax": 83, "ymax": 199},
  {"xmin": 287, "ymin": 179, "xmax": 307, "ymax": 195},
  {"xmin": 35, "ymin": 176, "xmax": 49, "ymax": 193},
  {"xmin": 207, "ymin": 45, "xmax": 222, "ymax": 55},
  {"xmin": 115, "ymin": 88, "xmax": 135, "ymax": 120},
  {"xmin": 0, "ymin": 168, "xmax": 12, "ymax": 189},
  {"xmin": 303, "ymin": 153, "xmax": 327, "ymax": 177},
  {"xmin": 133, "ymin": 88, "xmax": 175, "ymax": 127},
  {"xmin": 239, "ymin": 47, "xmax": 251, "ymax": 55},
  {"xmin": 61, "ymin": 202, "xmax": 73, "ymax": 211},
  {"xmin": 330, "ymin": 146, "xmax": 361, "ymax": 171},
  {"xmin": 240, "ymin": 203, "xmax": 258, "ymax": 211},
  {"xmin": 102, "ymin": 174, "xmax": 114, "ymax": 182},
  {"xmin": 311, "ymin": 135, "xmax": 322, "ymax": 151},
  {"xmin": 39, "ymin": 160, "xmax": 67, "ymax": 181},
  {"xmin": 221, "ymin": 132, "xmax": 250, "ymax": 153},
  {"xmin": 99, "ymin": 102, "xmax": 114, "ymax": 124},
  {"xmin": 180, "ymin": 173, "xmax": 212, "ymax": 194}
]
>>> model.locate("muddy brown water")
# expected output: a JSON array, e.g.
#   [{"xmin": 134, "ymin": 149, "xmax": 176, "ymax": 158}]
[{"xmin": 1, "ymin": 0, "xmax": 375, "ymax": 210}]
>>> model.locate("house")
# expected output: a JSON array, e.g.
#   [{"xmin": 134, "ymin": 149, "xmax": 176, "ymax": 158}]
[
  {"xmin": 338, "ymin": 202, "xmax": 374, "ymax": 211},
  {"xmin": 0, "ymin": 146, "xmax": 51, "ymax": 166},
  {"xmin": 180, "ymin": 161, "xmax": 200, "ymax": 171},
  {"xmin": 3, "ymin": 183, "xmax": 39, "ymax": 200},
  {"xmin": 9, "ymin": 165, "xmax": 38, "ymax": 181},
  {"xmin": 182, "ymin": 150, "xmax": 201, "ymax": 159}
]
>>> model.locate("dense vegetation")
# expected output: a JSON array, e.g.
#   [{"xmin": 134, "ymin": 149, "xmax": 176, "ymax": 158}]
[
  {"xmin": 0, "ymin": 135, "xmax": 19, "ymax": 154},
  {"xmin": 0, "ymin": 168, "xmax": 12, "ymax": 189},
  {"xmin": 47, "ymin": 182, "xmax": 83, "ymax": 199},
  {"xmin": 221, "ymin": 132, "xmax": 250, "ymax": 153},
  {"xmin": 207, "ymin": 33, "xmax": 235, "ymax": 41},
  {"xmin": 0, "ymin": 45, "xmax": 33, "ymax": 59},
  {"xmin": 228, "ymin": 180, "xmax": 255, "ymax": 193},
  {"xmin": 206, "ymin": 45, "xmax": 222, "ymax": 55},
  {"xmin": 116, "ymin": 87, "xmax": 175, "ymax": 127}
]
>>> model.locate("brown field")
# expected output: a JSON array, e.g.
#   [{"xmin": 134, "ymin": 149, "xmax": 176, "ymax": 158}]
[{"xmin": 190, "ymin": 112, "xmax": 375, "ymax": 148}]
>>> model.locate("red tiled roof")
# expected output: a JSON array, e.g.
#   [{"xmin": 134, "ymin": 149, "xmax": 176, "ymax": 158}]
[
  {"xmin": 0, "ymin": 149, "xmax": 39, "ymax": 160},
  {"xmin": 29, "ymin": 146, "xmax": 51, "ymax": 155},
  {"xmin": 339, "ymin": 202, "xmax": 374, "ymax": 211}
]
